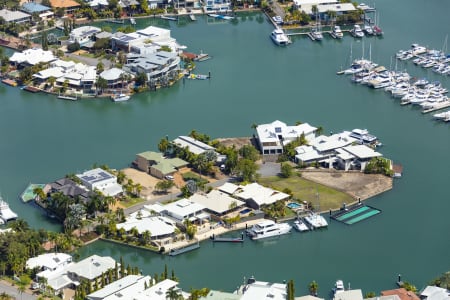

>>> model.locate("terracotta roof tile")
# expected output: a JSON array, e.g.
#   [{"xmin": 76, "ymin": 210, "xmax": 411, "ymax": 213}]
[{"xmin": 49, "ymin": 0, "xmax": 80, "ymax": 8}]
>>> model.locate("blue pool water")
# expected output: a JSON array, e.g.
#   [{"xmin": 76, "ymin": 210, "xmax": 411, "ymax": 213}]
[
  {"xmin": 287, "ymin": 202, "xmax": 302, "ymax": 209},
  {"xmin": 240, "ymin": 208, "xmax": 251, "ymax": 214}
]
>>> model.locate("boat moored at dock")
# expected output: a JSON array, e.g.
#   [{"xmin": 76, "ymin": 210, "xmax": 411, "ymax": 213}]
[
  {"xmin": 350, "ymin": 24, "xmax": 365, "ymax": 38},
  {"xmin": 303, "ymin": 212, "xmax": 328, "ymax": 229},
  {"xmin": 111, "ymin": 94, "xmax": 131, "ymax": 102},
  {"xmin": 330, "ymin": 25, "xmax": 344, "ymax": 39},
  {"xmin": 246, "ymin": 220, "xmax": 292, "ymax": 240},
  {"xmin": 270, "ymin": 28, "xmax": 291, "ymax": 46},
  {"xmin": 0, "ymin": 196, "xmax": 18, "ymax": 222},
  {"xmin": 293, "ymin": 218, "xmax": 309, "ymax": 232}
]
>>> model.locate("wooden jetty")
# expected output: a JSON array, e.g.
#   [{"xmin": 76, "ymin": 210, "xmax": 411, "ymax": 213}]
[
  {"xmin": 210, "ymin": 233, "xmax": 244, "ymax": 243},
  {"xmin": 168, "ymin": 241, "xmax": 200, "ymax": 256},
  {"xmin": 106, "ymin": 18, "xmax": 124, "ymax": 24},
  {"xmin": 422, "ymin": 100, "xmax": 450, "ymax": 113},
  {"xmin": 161, "ymin": 15, "xmax": 178, "ymax": 21},
  {"xmin": 2, "ymin": 78, "xmax": 17, "ymax": 87},
  {"xmin": 57, "ymin": 94, "xmax": 78, "ymax": 101},
  {"xmin": 22, "ymin": 85, "xmax": 40, "ymax": 93}
]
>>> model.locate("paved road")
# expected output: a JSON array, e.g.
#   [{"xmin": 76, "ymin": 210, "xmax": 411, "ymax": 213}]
[{"xmin": 0, "ymin": 281, "xmax": 37, "ymax": 300}]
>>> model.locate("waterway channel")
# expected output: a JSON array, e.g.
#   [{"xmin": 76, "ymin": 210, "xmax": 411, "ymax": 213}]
[{"xmin": 0, "ymin": 0, "xmax": 449, "ymax": 296}]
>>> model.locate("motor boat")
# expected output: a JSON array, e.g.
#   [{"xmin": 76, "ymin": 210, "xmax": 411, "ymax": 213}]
[
  {"xmin": 246, "ymin": 220, "xmax": 292, "ymax": 240},
  {"xmin": 270, "ymin": 28, "xmax": 291, "ymax": 46},
  {"xmin": 293, "ymin": 219, "xmax": 309, "ymax": 232},
  {"xmin": 350, "ymin": 24, "xmax": 365, "ymax": 38},
  {"xmin": 111, "ymin": 93, "xmax": 131, "ymax": 102},
  {"xmin": 311, "ymin": 28, "xmax": 323, "ymax": 41},
  {"xmin": 0, "ymin": 197, "xmax": 18, "ymax": 222},
  {"xmin": 303, "ymin": 212, "xmax": 328, "ymax": 229},
  {"xmin": 331, "ymin": 25, "xmax": 343, "ymax": 39},
  {"xmin": 333, "ymin": 280, "xmax": 345, "ymax": 297}
]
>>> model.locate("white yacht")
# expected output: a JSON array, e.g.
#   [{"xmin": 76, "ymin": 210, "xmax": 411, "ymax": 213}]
[
  {"xmin": 363, "ymin": 24, "xmax": 374, "ymax": 35},
  {"xmin": 350, "ymin": 24, "xmax": 365, "ymax": 38},
  {"xmin": 311, "ymin": 28, "xmax": 323, "ymax": 41},
  {"xmin": 349, "ymin": 128, "xmax": 380, "ymax": 146},
  {"xmin": 331, "ymin": 25, "xmax": 343, "ymax": 39},
  {"xmin": 293, "ymin": 219, "xmax": 309, "ymax": 232},
  {"xmin": 0, "ymin": 197, "xmax": 18, "ymax": 222},
  {"xmin": 433, "ymin": 110, "xmax": 450, "ymax": 120},
  {"xmin": 303, "ymin": 212, "xmax": 328, "ymax": 229},
  {"xmin": 333, "ymin": 280, "xmax": 345, "ymax": 297},
  {"xmin": 270, "ymin": 28, "xmax": 290, "ymax": 46},
  {"xmin": 246, "ymin": 220, "xmax": 292, "ymax": 240},
  {"xmin": 112, "ymin": 94, "xmax": 131, "ymax": 102}
]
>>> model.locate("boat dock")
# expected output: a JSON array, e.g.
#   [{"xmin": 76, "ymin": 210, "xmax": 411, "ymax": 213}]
[
  {"xmin": 168, "ymin": 241, "xmax": 200, "ymax": 256},
  {"xmin": 57, "ymin": 94, "xmax": 78, "ymax": 101},
  {"xmin": 422, "ymin": 100, "xmax": 450, "ymax": 113},
  {"xmin": 106, "ymin": 18, "xmax": 124, "ymax": 24},
  {"xmin": 2, "ymin": 78, "xmax": 18, "ymax": 87},
  {"xmin": 210, "ymin": 233, "xmax": 245, "ymax": 243},
  {"xmin": 330, "ymin": 203, "xmax": 381, "ymax": 225},
  {"xmin": 22, "ymin": 85, "xmax": 40, "ymax": 93}
]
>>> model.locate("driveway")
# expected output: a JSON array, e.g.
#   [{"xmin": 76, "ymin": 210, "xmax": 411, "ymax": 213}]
[
  {"xmin": 0, "ymin": 281, "xmax": 37, "ymax": 300},
  {"xmin": 257, "ymin": 162, "xmax": 281, "ymax": 177}
]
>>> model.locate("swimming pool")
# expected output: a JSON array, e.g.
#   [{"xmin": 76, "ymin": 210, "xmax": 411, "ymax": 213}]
[
  {"xmin": 240, "ymin": 208, "xmax": 251, "ymax": 215},
  {"xmin": 286, "ymin": 202, "xmax": 302, "ymax": 209}
]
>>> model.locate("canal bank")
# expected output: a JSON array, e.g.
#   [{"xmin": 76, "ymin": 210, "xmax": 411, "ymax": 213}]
[{"xmin": 1, "ymin": 0, "xmax": 450, "ymax": 296}]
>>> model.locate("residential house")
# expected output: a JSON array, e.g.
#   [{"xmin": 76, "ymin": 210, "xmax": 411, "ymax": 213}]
[
  {"xmin": 420, "ymin": 286, "xmax": 450, "ymax": 300},
  {"xmin": 134, "ymin": 151, "xmax": 188, "ymax": 179},
  {"xmin": 173, "ymin": 135, "xmax": 216, "ymax": 155},
  {"xmin": 21, "ymin": 3, "xmax": 54, "ymax": 21},
  {"xmin": 49, "ymin": 177, "xmax": 90, "ymax": 203},
  {"xmin": 9, "ymin": 48, "xmax": 57, "ymax": 67},
  {"xmin": 116, "ymin": 208, "xmax": 177, "ymax": 240},
  {"xmin": 76, "ymin": 168, "xmax": 123, "ymax": 197},
  {"xmin": 35, "ymin": 255, "xmax": 116, "ymax": 296},
  {"xmin": 234, "ymin": 182, "xmax": 290, "ymax": 210},
  {"xmin": 69, "ymin": 26, "xmax": 102, "ymax": 45},
  {"xmin": 200, "ymin": 290, "xmax": 241, "ymax": 300},
  {"xmin": 218, "ymin": 182, "xmax": 240, "ymax": 195},
  {"xmin": 381, "ymin": 288, "xmax": 421, "ymax": 300},
  {"xmin": 335, "ymin": 144, "xmax": 382, "ymax": 171},
  {"xmin": 235, "ymin": 276, "xmax": 287, "ymax": 300},
  {"xmin": 201, "ymin": 0, "xmax": 231, "ymax": 12},
  {"xmin": 189, "ymin": 190, "xmax": 245, "ymax": 216},
  {"xmin": 292, "ymin": 0, "xmax": 356, "ymax": 18},
  {"xmin": 124, "ymin": 51, "xmax": 181, "ymax": 83},
  {"xmin": 89, "ymin": 276, "xmax": 188, "ymax": 300},
  {"xmin": 111, "ymin": 26, "xmax": 180, "ymax": 53},
  {"xmin": 0, "ymin": 8, "xmax": 31, "ymax": 24},
  {"xmin": 147, "ymin": 198, "xmax": 209, "ymax": 223},
  {"xmin": 255, "ymin": 120, "xmax": 317, "ymax": 155},
  {"xmin": 333, "ymin": 290, "xmax": 363, "ymax": 300},
  {"xmin": 26, "ymin": 253, "xmax": 73, "ymax": 272},
  {"xmin": 99, "ymin": 68, "xmax": 128, "ymax": 89},
  {"xmin": 49, "ymin": 0, "xmax": 81, "ymax": 15}
]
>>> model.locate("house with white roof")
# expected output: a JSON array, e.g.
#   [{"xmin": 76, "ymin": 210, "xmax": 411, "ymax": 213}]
[
  {"xmin": 420, "ymin": 286, "xmax": 450, "ymax": 300},
  {"xmin": 336, "ymin": 145, "xmax": 382, "ymax": 171},
  {"xmin": 189, "ymin": 190, "xmax": 245, "ymax": 216},
  {"xmin": 201, "ymin": 0, "xmax": 231, "ymax": 12},
  {"xmin": 333, "ymin": 289, "xmax": 363, "ymax": 300},
  {"xmin": 256, "ymin": 120, "xmax": 317, "ymax": 155},
  {"xmin": 0, "ymin": 8, "xmax": 31, "ymax": 24},
  {"xmin": 69, "ymin": 26, "xmax": 102, "ymax": 45},
  {"xmin": 9, "ymin": 48, "xmax": 57, "ymax": 67},
  {"xmin": 111, "ymin": 26, "xmax": 179, "ymax": 54},
  {"xmin": 88, "ymin": 275, "xmax": 189, "ymax": 300},
  {"xmin": 295, "ymin": 131, "xmax": 356, "ymax": 166},
  {"xmin": 124, "ymin": 51, "xmax": 180, "ymax": 83},
  {"xmin": 173, "ymin": 135, "xmax": 216, "ymax": 155},
  {"xmin": 292, "ymin": 0, "xmax": 356, "ymax": 17},
  {"xmin": 99, "ymin": 68, "xmax": 128, "ymax": 88},
  {"xmin": 218, "ymin": 182, "xmax": 240, "ymax": 195},
  {"xmin": 76, "ymin": 168, "xmax": 123, "ymax": 197},
  {"xmin": 146, "ymin": 198, "xmax": 209, "ymax": 223},
  {"xmin": 235, "ymin": 182, "xmax": 290, "ymax": 210},
  {"xmin": 35, "ymin": 255, "xmax": 117, "ymax": 295},
  {"xmin": 235, "ymin": 276, "xmax": 287, "ymax": 300},
  {"xmin": 26, "ymin": 253, "xmax": 72, "ymax": 272},
  {"xmin": 116, "ymin": 208, "xmax": 177, "ymax": 239}
]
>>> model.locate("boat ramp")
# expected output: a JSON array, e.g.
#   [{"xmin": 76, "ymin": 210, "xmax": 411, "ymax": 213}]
[{"xmin": 168, "ymin": 240, "xmax": 200, "ymax": 256}]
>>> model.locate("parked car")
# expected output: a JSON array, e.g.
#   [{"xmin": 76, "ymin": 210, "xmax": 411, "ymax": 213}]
[{"xmin": 165, "ymin": 175, "xmax": 174, "ymax": 180}]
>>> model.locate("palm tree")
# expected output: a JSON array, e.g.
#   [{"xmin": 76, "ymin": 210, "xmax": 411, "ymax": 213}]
[
  {"xmin": 166, "ymin": 287, "xmax": 183, "ymax": 300},
  {"xmin": 309, "ymin": 280, "xmax": 318, "ymax": 296}
]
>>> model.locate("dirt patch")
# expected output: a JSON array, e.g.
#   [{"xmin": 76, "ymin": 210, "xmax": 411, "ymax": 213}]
[
  {"xmin": 215, "ymin": 137, "xmax": 255, "ymax": 150},
  {"xmin": 300, "ymin": 170, "xmax": 393, "ymax": 201}
]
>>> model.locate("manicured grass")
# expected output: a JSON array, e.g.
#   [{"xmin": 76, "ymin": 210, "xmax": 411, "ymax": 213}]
[
  {"xmin": 119, "ymin": 197, "xmax": 146, "ymax": 208},
  {"xmin": 258, "ymin": 174, "xmax": 353, "ymax": 212}
]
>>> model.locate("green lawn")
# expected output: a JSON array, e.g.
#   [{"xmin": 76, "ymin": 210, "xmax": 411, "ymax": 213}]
[
  {"xmin": 119, "ymin": 197, "xmax": 146, "ymax": 208},
  {"xmin": 258, "ymin": 174, "xmax": 353, "ymax": 212}
]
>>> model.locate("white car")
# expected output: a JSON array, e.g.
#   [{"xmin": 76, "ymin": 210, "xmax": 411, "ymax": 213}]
[
  {"xmin": 165, "ymin": 175, "xmax": 174, "ymax": 180},
  {"xmin": 272, "ymin": 16, "xmax": 283, "ymax": 24}
]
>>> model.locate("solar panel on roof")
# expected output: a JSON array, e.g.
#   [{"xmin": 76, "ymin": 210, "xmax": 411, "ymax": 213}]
[{"xmin": 275, "ymin": 127, "xmax": 282, "ymax": 133}]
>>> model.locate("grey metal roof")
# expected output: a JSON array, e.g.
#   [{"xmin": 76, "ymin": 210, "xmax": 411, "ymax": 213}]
[{"xmin": 0, "ymin": 8, "xmax": 30, "ymax": 22}]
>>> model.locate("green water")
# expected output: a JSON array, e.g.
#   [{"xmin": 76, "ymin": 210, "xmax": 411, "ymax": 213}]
[
  {"xmin": 336, "ymin": 206, "xmax": 371, "ymax": 221},
  {"xmin": 1, "ymin": 0, "xmax": 450, "ymax": 296}
]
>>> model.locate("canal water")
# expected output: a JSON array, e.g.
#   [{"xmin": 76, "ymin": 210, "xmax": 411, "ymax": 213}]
[{"xmin": 1, "ymin": 0, "xmax": 449, "ymax": 295}]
